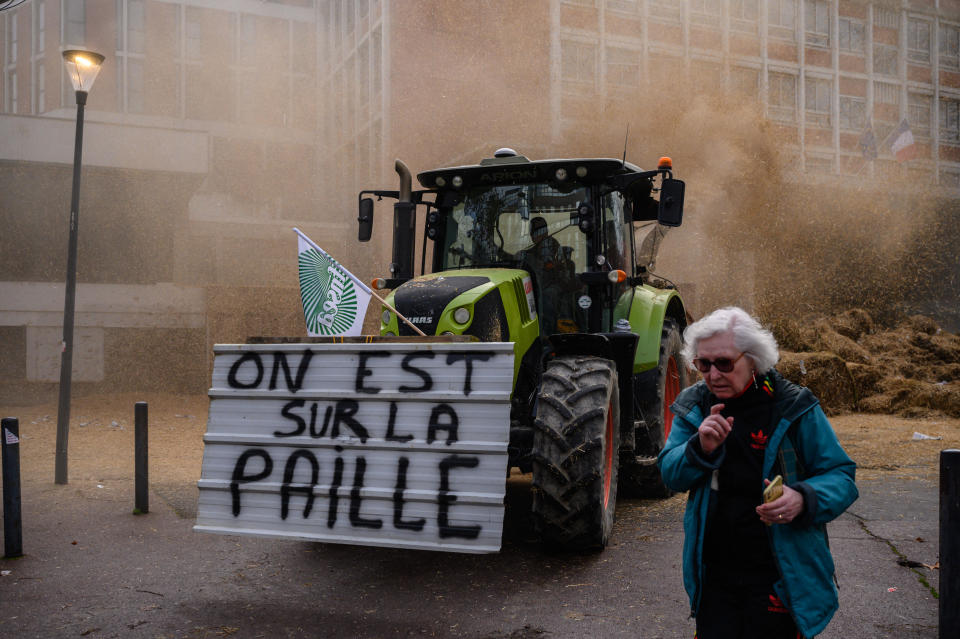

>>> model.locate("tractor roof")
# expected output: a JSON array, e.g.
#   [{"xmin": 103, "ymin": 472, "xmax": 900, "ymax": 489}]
[{"xmin": 417, "ymin": 151, "xmax": 645, "ymax": 190}]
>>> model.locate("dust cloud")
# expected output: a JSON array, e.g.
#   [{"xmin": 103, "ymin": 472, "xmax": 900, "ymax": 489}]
[
  {"xmin": 204, "ymin": 9, "xmax": 957, "ymax": 338},
  {"xmin": 6, "ymin": 6, "xmax": 958, "ymax": 403},
  {"xmin": 548, "ymin": 80, "xmax": 955, "ymax": 330}
]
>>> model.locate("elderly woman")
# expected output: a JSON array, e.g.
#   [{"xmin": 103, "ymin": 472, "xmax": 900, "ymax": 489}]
[{"xmin": 658, "ymin": 307, "xmax": 858, "ymax": 639}]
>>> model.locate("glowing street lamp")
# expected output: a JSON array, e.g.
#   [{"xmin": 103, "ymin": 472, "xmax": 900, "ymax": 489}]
[{"xmin": 55, "ymin": 49, "xmax": 105, "ymax": 485}]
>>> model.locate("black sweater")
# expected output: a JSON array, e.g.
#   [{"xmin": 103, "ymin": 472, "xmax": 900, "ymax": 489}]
[{"xmin": 700, "ymin": 378, "xmax": 779, "ymax": 585}]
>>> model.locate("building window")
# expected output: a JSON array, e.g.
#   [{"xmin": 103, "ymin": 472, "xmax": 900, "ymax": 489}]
[
  {"xmin": 236, "ymin": 13, "xmax": 257, "ymax": 67},
  {"xmin": 32, "ymin": 0, "xmax": 44, "ymax": 55},
  {"xmin": 606, "ymin": 46, "xmax": 639, "ymax": 87},
  {"xmin": 343, "ymin": 0, "xmax": 354, "ymax": 35},
  {"xmin": 649, "ymin": 0, "xmax": 681, "ymax": 24},
  {"xmin": 7, "ymin": 12, "xmax": 17, "ymax": 64},
  {"xmin": 908, "ymin": 93, "xmax": 932, "ymax": 138},
  {"xmin": 804, "ymin": 0, "xmax": 829, "ymax": 47},
  {"xmin": 805, "ymin": 76, "xmax": 831, "ymax": 128},
  {"xmin": 768, "ymin": 71, "xmax": 797, "ymax": 121},
  {"xmin": 875, "ymin": 81, "xmax": 899, "ymax": 106},
  {"xmin": 126, "ymin": 0, "xmax": 145, "ymax": 54},
  {"xmin": 561, "ymin": 39, "xmax": 598, "ymax": 88},
  {"xmin": 606, "ymin": 0, "xmax": 638, "ymax": 13},
  {"xmin": 839, "ymin": 95, "xmax": 865, "ymax": 132},
  {"xmin": 940, "ymin": 98, "xmax": 960, "ymax": 143},
  {"xmin": 873, "ymin": 45, "xmax": 898, "ymax": 77},
  {"xmin": 768, "ymin": 0, "xmax": 796, "ymax": 41},
  {"xmin": 185, "ymin": 8, "xmax": 202, "ymax": 61},
  {"xmin": 731, "ymin": 0, "xmax": 758, "ymax": 32},
  {"xmin": 873, "ymin": 7, "xmax": 898, "ymax": 30},
  {"xmin": 838, "ymin": 17, "xmax": 864, "ymax": 54},
  {"xmin": 940, "ymin": 24, "xmax": 960, "ymax": 70},
  {"xmin": 116, "ymin": 0, "xmax": 147, "ymax": 114},
  {"xmin": 4, "ymin": 71, "xmax": 16, "ymax": 113},
  {"xmin": 34, "ymin": 60, "xmax": 44, "ymax": 113},
  {"xmin": 731, "ymin": 0, "xmax": 758, "ymax": 21},
  {"xmin": 907, "ymin": 19, "xmax": 931, "ymax": 64},
  {"xmin": 63, "ymin": 0, "xmax": 85, "ymax": 46},
  {"xmin": 691, "ymin": 0, "xmax": 722, "ymax": 24}
]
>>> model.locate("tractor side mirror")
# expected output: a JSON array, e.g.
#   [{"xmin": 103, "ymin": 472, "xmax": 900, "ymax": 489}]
[
  {"xmin": 358, "ymin": 198, "xmax": 374, "ymax": 242},
  {"xmin": 657, "ymin": 178, "xmax": 684, "ymax": 227}
]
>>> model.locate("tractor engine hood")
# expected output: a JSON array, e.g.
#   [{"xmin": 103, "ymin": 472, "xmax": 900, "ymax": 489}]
[
  {"xmin": 394, "ymin": 275, "xmax": 492, "ymax": 335},
  {"xmin": 386, "ymin": 269, "xmax": 535, "ymax": 343}
]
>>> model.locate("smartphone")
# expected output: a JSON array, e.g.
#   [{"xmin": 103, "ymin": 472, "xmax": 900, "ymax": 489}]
[{"xmin": 763, "ymin": 475, "xmax": 783, "ymax": 503}]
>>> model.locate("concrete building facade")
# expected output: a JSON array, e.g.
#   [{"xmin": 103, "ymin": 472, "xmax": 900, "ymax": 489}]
[
  {"xmin": 1, "ymin": 0, "xmax": 319, "ymax": 400},
  {"xmin": 2, "ymin": 0, "xmax": 959, "ymax": 399}
]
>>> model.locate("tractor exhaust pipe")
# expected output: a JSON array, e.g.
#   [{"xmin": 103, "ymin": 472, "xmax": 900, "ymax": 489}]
[
  {"xmin": 397, "ymin": 159, "xmax": 412, "ymax": 203},
  {"xmin": 391, "ymin": 159, "xmax": 416, "ymax": 282}
]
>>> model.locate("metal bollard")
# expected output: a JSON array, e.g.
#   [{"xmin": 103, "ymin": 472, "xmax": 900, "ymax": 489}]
[
  {"xmin": 134, "ymin": 402, "xmax": 148, "ymax": 514},
  {"xmin": 942, "ymin": 449, "xmax": 960, "ymax": 638},
  {"xmin": 2, "ymin": 417, "xmax": 24, "ymax": 558}
]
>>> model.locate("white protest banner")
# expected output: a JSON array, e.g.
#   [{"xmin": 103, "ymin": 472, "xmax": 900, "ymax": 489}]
[{"xmin": 195, "ymin": 341, "xmax": 514, "ymax": 553}]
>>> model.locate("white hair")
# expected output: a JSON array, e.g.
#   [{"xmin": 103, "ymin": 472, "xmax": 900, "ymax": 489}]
[{"xmin": 681, "ymin": 306, "xmax": 780, "ymax": 374}]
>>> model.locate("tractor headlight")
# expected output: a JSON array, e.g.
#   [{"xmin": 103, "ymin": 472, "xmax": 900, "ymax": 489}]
[
  {"xmin": 381, "ymin": 309, "xmax": 392, "ymax": 325},
  {"xmin": 453, "ymin": 306, "xmax": 470, "ymax": 324}
]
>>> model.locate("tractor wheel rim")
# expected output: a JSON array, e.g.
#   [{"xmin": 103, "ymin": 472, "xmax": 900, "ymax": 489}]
[
  {"xmin": 603, "ymin": 400, "xmax": 614, "ymax": 510},
  {"xmin": 664, "ymin": 356, "xmax": 680, "ymax": 442}
]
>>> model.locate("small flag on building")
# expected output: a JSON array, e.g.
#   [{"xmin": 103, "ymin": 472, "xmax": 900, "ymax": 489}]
[
  {"xmin": 859, "ymin": 122, "xmax": 878, "ymax": 160},
  {"xmin": 889, "ymin": 119, "xmax": 918, "ymax": 163},
  {"xmin": 294, "ymin": 228, "xmax": 372, "ymax": 337}
]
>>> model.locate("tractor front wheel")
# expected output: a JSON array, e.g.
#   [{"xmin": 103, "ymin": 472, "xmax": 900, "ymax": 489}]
[{"xmin": 531, "ymin": 355, "xmax": 620, "ymax": 551}]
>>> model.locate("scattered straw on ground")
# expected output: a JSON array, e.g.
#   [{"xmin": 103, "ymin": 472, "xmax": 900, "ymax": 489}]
[{"xmin": 769, "ymin": 309, "xmax": 960, "ymax": 418}]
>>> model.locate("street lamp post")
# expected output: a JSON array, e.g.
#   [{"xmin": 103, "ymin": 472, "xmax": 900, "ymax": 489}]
[{"xmin": 55, "ymin": 49, "xmax": 105, "ymax": 485}]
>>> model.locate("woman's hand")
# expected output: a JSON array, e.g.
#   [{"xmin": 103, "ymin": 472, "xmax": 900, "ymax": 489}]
[
  {"xmin": 756, "ymin": 479, "xmax": 805, "ymax": 524},
  {"xmin": 698, "ymin": 404, "xmax": 733, "ymax": 455}
]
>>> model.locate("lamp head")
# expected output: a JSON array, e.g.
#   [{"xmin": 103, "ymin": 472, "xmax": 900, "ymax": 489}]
[{"xmin": 62, "ymin": 50, "xmax": 105, "ymax": 93}]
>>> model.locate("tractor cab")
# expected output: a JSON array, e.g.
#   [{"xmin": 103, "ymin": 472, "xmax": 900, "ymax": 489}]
[{"xmin": 358, "ymin": 149, "xmax": 685, "ymax": 340}]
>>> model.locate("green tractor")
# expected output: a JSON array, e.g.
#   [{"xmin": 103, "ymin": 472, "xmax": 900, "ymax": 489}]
[{"xmin": 357, "ymin": 148, "xmax": 691, "ymax": 550}]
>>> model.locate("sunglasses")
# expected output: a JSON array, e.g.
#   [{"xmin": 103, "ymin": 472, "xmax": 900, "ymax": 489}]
[{"xmin": 692, "ymin": 352, "xmax": 746, "ymax": 373}]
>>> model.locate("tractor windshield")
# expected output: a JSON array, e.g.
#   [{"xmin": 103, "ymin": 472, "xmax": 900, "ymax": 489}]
[
  {"xmin": 438, "ymin": 183, "xmax": 591, "ymax": 334},
  {"xmin": 440, "ymin": 183, "xmax": 590, "ymax": 273}
]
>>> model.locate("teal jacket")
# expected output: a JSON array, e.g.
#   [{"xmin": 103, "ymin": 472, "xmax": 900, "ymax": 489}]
[{"xmin": 657, "ymin": 370, "xmax": 858, "ymax": 638}]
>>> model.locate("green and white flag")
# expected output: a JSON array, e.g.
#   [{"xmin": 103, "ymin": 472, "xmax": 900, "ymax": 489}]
[{"xmin": 294, "ymin": 228, "xmax": 372, "ymax": 336}]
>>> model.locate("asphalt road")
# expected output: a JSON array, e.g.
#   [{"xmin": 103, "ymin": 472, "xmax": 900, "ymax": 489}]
[{"xmin": 0, "ymin": 471, "xmax": 942, "ymax": 638}]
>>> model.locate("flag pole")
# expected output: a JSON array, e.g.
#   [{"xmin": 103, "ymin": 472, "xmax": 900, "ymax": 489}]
[
  {"xmin": 366, "ymin": 287, "xmax": 427, "ymax": 337},
  {"xmin": 293, "ymin": 228, "xmax": 426, "ymax": 337}
]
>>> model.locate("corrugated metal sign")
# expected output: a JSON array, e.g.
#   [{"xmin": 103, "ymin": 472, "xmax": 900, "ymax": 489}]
[{"xmin": 195, "ymin": 342, "xmax": 515, "ymax": 553}]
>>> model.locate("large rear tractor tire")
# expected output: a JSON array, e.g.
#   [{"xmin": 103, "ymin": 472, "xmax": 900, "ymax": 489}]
[
  {"xmin": 531, "ymin": 356, "xmax": 621, "ymax": 551},
  {"xmin": 620, "ymin": 319, "xmax": 688, "ymax": 498}
]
